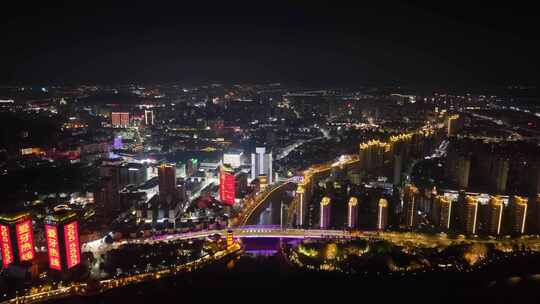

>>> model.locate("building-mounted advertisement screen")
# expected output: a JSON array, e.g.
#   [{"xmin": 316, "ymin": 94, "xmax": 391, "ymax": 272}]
[
  {"xmin": 64, "ymin": 221, "xmax": 80, "ymax": 269},
  {"xmin": 15, "ymin": 219, "xmax": 35, "ymax": 262},
  {"xmin": 0, "ymin": 225, "xmax": 13, "ymax": 268},
  {"xmin": 45, "ymin": 224, "xmax": 62, "ymax": 270}
]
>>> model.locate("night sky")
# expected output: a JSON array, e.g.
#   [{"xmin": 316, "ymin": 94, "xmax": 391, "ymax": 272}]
[{"xmin": 1, "ymin": 1, "xmax": 539, "ymax": 87}]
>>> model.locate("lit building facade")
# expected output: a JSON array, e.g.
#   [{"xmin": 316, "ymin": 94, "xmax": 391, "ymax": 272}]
[
  {"xmin": 463, "ymin": 195, "xmax": 479, "ymax": 235},
  {"xmin": 347, "ymin": 197, "xmax": 358, "ymax": 229},
  {"xmin": 251, "ymin": 147, "xmax": 273, "ymax": 184},
  {"xmin": 111, "ymin": 112, "xmax": 130, "ymax": 128},
  {"xmin": 488, "ymin": 196, "xmax": 504, "ymax": 235},
  {"xmin": 219, "ymin": 165, "xmax": 236, "ymax": 206},
  {"xmin": 510, "ymin": 196, "xmax": 528, "ymax": 234},
  {"xmin": 0, "ymin": 212, "xmax": 35, "ymax": 268},
  {"xmin": 403, "ymin": 185, "xmax": 419, "ymax": 227},
  {"xmin": 45, "ymin": 212, "xmax": 81, "ymax": 271},
  {"xmin": 437, "ymin": 195, "xmax": 452, "ymax": 230},
  {"xmin": 320, "ymin": 197, "xmax": 331, "ymax": 229},
  {"xmin": 158, "ymin": 164, "xmax": 177, "ymax": 197},
  {"xmin": 144, "ymin": 110, "xmax": 154, "ymax": 125},
  {"xmin": 377, "ymin": 198, "xmax": 388, "ymax": 230}
]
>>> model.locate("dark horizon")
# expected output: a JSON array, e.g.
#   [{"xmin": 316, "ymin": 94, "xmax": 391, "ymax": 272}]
[{"xmin": 1, "ymin": 1, "xmax": 539, "ymax": 87}]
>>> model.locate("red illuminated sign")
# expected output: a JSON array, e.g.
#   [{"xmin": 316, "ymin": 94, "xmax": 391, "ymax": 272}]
[
  {"xmin": 0, "ymin": 225, "xmax": 13, "ymax": 268},
  {"xmin": 15, "ymin": 220, "xmax": 35, "ymax": 262},
  {"xmin": 63, "ymin": 221, "xmax": 80, "ymax": 269},
  {"xmin": 45, "ymin": 225, "xmax": 62, "ymax": 270},
  {"xmin": 220, "ymin": 169, "xmax": 236, "ymax": 206}
]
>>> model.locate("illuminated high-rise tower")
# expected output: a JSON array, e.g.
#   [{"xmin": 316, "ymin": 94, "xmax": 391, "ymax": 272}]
[
  {"xmin": 144, "ymin": 110, "xmax": 154, "ymax": 125},
  {"xmin": 487, "ymin": 196, "xmax": 504, "ymax": 235},
  {"xmin": 251, "ymin": 147, "xmax": 273, "ymax": 184},
  {"xmin": 463, "ymin": 195, "xmax": 479, "ymax": 235},
  {"xmin": 0, "ymin": 212, "xmax": 35, "ymax": 268},
  {"xmin": 377, "ymin": 198, "xmax": 388, "ymax": 230},
  {"xmin": 295, "ymin": 185, "xmax": 306, "ymax": 227},
  {"xmin": 510, "ymin": 196, "xmax": 528, "ymax": 234},
  {"xmin": 403, "ymin": 185, "xmax": 419, "ymax": 227},
  {"xmin": 111, "ymin": 112, "xmax": 130, "ymax": 128},
  {"xmin": 45, "ymin": 212, "xmax": 81, "ymax": 271},
  {"xmin": 158, "ymin": 164, "xmax": 177, "ymax": 197},
  {"xmin": 347, "ymin": 197, "xmax": 359, "ymax": 229},
  {"xmin": 437, "ymin": 195, "xmax": 452, "ymax": 231},
  {"xmin": 320, "ymin": 197, "xmax": 331, "ymax": 229},
  {"xmin": 219, "ymin": 164, "xmax": 236, "ymax": 206}
]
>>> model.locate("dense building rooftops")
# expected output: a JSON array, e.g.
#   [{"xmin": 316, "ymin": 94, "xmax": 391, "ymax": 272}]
[
  {"xmin": 45, "ymin": 210, "xmax": 78, "ymax": 224},
  {"xmin": 0, "ymin": 211, "xmax": 31, "ymax": 223}
]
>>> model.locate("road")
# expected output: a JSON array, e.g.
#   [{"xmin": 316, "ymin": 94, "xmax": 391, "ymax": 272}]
[{"xmin": 230, "ymin": 181, "xmax": 294, "ymax": 227}]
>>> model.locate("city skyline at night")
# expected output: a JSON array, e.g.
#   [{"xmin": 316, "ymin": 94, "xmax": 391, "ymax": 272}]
[{"xmin": 1, "ymin": 2, "xmax": 540, "ymax": 304}]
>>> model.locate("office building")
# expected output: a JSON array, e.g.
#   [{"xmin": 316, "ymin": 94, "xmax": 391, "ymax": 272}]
[{"xmin": 251, "ymin": 147, "xmax": 273, "ymax": 184}]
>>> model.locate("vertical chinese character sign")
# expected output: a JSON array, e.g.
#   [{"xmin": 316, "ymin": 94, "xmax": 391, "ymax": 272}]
[
  {"xmin": 15, "ymin": 219, "xmax": 35, "ymax": 262},
  {"xmin": 63, "ymin": 221, "xmax": 80, "ymax": 269},
  {"xmin": 45, "ymin": 225, "xmax": 62, "ymax": 270},
  {"xmin": 0, "ymin": 225, "xmax": 13, "ymax": 268}
]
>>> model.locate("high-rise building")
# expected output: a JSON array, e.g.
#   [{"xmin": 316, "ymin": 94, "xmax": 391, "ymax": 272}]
[
  {"xmin": 377, "ymin": 198, "xmax": 388, "ymax": 230},
  {"xmin": 219, "ymin": 165, "xmax": 236, "ymax": 206},
  {"xmin": 0, "ymin": 212, "xmax": 35, "ymax": 268},
  {"xmin": 186, "ymin": 158, "xmax": 198, "ymax": 177},
  {"xmin": 447, "ymin": 114, "xmax": 463, "ymax": 137},
  {"xmin": 111, "ymin": 112, "xmax": 130, "ymax": 128},
  {"xmin": 489, "ymin": 158, "xmax": 509, "ymax": 194},
  {"xmin": 226, "ymin": 230, "xmax": 234, "ymax": 248},
  {"xmin": 144, "ymin": 110, "xmax": 154, "ymax": 125},
  {"xmin": 487, "ymin": 196, "xmax": 504, "ymax": 235},
  {"xmin": 510, "ymin": 196, "xmax": 528, "ymax": 234},
  {"xmin": 347, "ymin": 197, "xmax": 359, "ymax": 229},
  {"xmin": 536, "ymin": 195, "xmax": 540, "ymax": 233},
  {"xmin": 45, "ymin": 212, "xmax": 81, "ymax": 270},
  {"xmin": 158, "ymin": 164, "xmax": 177, "ymax": 197},
  {"xmin": 223, "ymin": 149, "xmax": 243, "ymax": 169},
  {"xmin": 403, "ymin": 185, "xmax": 419, "ymax": 227},
  {"xmin": 392, "ymin": 154, "xmax": 403, "ymax": 185},
  {"xmin": 463, "ymin": 195, "xmax": 479, "ymax": 235},
  {"xmin": 320, "ymin": 197, "xmax": 331, "ymax": 229},
  {"xmin": 251, "ymin": 147, "xmax": 273, "ymax": 184},
  {"xmin": 119, "ymin": 163, "xmax": 148, "ymax": 186},
  {"xmin": 437, "ymin": 196, "xmax": 452, "ymax": 230},
  {"xmin": 445, "ymin": 149, "xmax": 471, "ymax": 190},
  {"xmin": 295, "ymin": 185, "xmax": 306, "ymax": 227}
]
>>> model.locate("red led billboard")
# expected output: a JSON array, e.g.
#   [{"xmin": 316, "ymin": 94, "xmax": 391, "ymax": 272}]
[
  {"xmin": 15, "ymin": 219, "xmax": 35, "ymax": 262},
  {"xmin": 0, "ymin": 225, "xmax": 13, "ymax": 268},
  {"xmin": 45, "ymin": 224, "xmax": 62, "ymax": 270},
  {"xmin": 64, "ymin": 221, "xmax": 80, "ymax": 269},
  {"xmin": 220, "ymin": 169, "xmax": 236, "ymax": 206}
]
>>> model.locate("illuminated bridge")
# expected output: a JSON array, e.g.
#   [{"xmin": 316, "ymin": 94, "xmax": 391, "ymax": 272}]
[{"xmin": 230, "ymin": 181, "xmax": 296, "ymax": 227}]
